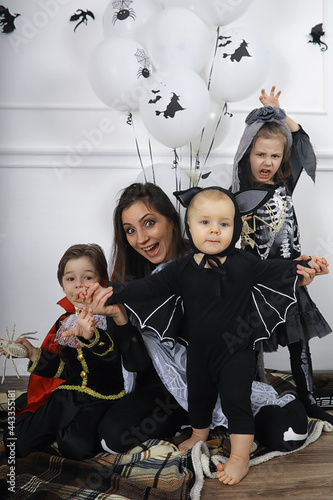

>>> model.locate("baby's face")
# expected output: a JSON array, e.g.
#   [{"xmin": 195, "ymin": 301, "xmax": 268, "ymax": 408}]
[{"xmin": 187, "ymin": 194, "xmax": 235, "ymax": 255}]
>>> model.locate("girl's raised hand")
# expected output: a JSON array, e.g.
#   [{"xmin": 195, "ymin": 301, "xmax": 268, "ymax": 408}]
[{"xmin": 259, "ymin": 86, "xmax": 281, "ymax": 108}]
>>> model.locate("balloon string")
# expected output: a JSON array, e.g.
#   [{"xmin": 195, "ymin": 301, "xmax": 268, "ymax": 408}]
[
  {"xmin": 148, "ymin": 138, "xmax": 156, "ymax": 184},
  {"xmin": 128, "ymin": 112, "xmax": 147, "ymax": 182},
  {"xmin": 173, "ymin": 148, "xmax": 180, "ymax": 212},
  {"xmin": 207, "ymin": 25, "xmax": 220, "ymax": 91},
  {"xmin": 194, "ymin": 25, "xmax": 220, "ymax": 164},
  {"xmin": 203, "ymin": 106, "xmax": 224, "ymax": 167},
  {"xmin": 195, "ymin": 103, "xmax": 232, "ymax": 187}
]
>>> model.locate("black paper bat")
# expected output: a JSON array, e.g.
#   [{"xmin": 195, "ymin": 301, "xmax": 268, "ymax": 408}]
[
  {"xmin": 0, "ymin": 5, "xmax": 20, "ymax": 33},
  {"xmin": 308, "ymin": 23, "xmax": 328, "ymax": 51},
  {"xmin": 70, "ymin": 9, "xmax": 95, "ymax": 32},
  {"xmin": 149, "ymin": 95, "xmax": 162, "ymax": 104}
]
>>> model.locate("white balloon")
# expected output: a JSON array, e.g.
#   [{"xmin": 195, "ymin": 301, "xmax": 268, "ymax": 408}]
[
  {"xmin": 146, "ymin": 7, "xmax": 213, "ymax": 73},
  {"xmin": 139, "ymin": 67, "xmax": 210, "ymax": 149},
  {"xmin": 135, "ymin": 163, "xmax": 191, "ymax": 203},
  {"xmin": 88, "ymin": 37, "xmax": 152, "ymax": 111},
  {"xmin": 190, "ymin": 99, "xmax": 231, "ymax": 154},
  {"xmin": 206, "ymin": 27, "xmax": 269, "ymax": 103},
  {"xmin": 163, "ymin": 0, "xmax": 253, "ymax": 27},
  {"xmin": 103, "ymin": 0, "xmax": 162, "ymax": 47}
]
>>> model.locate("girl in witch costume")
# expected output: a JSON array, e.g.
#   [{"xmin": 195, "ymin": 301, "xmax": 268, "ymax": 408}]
[
  {"xmin": 3, "ymin": 244, "xmax": 150, "ymax": 460},
  {"xmin": 231, "ymin": 86, "xmax": 332, "ymax": 425},
  {"xmin": 83, "ymin": 186, "xmax": 315, "ymax": 485}
]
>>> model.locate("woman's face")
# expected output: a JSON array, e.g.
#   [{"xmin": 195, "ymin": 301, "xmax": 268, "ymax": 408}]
[{"xmin": 121, "ymin": 201, "xmax": 175, "ymax": 264}]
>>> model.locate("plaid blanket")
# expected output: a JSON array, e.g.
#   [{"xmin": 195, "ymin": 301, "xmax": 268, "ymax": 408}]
[{"xmin": 1, "ymin": 370, "xmax": 333, "ymax": 500}]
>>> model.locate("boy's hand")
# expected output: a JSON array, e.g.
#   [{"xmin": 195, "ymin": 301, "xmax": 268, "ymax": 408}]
[
  {"xmin": 76, "ymin": 307, "xmax": 95, "ymax": 340},
  {"xmin": 14, "ymin": 338, "xmax": 38, "ymax": 362},
  {"xmin": 62, "ymin": 307, "xmax": 95, "ymax": 340}
]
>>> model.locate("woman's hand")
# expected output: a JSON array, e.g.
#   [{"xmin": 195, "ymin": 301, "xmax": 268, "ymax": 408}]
[{"xmin": 70, "ymin": 283, "xmax": 129, "ymax": 325}]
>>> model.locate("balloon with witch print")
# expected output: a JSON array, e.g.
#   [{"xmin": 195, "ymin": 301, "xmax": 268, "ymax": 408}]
[
  {"xmin": 206, "ymin": 27, "xmax": 269, "ymax": 103},
  {"xmin": 139, "ymin": 66, "xmax": 210, "ymax": 149},
  {"xmin": 88, "ymin": 36, "xmax": 152, "ymax": 112},
  {"xmin": 103, "ymin": 0, "xmax": 162, "ymax": 47}
]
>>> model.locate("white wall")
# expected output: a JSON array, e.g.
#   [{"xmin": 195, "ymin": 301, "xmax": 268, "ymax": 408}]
[{"xmin": 0, "ymin": 0, "xmax": 332, "ymax": 377}]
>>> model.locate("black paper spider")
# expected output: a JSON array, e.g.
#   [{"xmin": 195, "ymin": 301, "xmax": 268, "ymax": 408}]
[
  {"xmin": 135, "ymin": 49, "xmax": 151, "ymax": 79},
  {"xmin": 112, "ymin": 0, "xmax": 136, "ymax": 24}
]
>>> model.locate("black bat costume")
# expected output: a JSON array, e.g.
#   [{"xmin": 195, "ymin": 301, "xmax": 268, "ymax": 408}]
[{"xmin": 109, "ymin": 188, "xmax": 308, "ymax": 434}]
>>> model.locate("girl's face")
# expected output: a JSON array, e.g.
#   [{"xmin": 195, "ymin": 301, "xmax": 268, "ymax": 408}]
[
  {"xmin": 249, "ymin": 136, "xmax": 284, "ymax": 184},
  {"xmin": 122, "ymin": 201, "xmax": 175, "ymax": 264},
  {"xmin": 187, "ymin": 195, "xmax": 234, "ymax": 255},
  {"xmin": 62, "ymin": 256, "xmax": 100, "ymax": 308}
]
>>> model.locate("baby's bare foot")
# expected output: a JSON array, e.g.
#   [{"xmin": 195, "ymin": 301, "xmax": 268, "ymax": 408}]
[
  {"xmin": 178, "ymin": 427, "xmax": 209, "ymax": 451},
  {"xmin": 216, "ymin": 456, "xmax": 249, "ymax": 485}
]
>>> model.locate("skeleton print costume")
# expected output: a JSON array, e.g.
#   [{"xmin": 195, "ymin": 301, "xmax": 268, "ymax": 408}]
[{"xmin": 231, "ymin": 106, "xmax": 332, "ymax": 424}]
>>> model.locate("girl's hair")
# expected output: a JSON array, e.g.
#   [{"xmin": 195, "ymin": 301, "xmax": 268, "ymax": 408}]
[
  {"xmin": 112, "ymin": 182, "xmax": 188, "ymax": 283},
  {"xmin": 57, "ymin": 243, "xmax": 108, "ymax": 287},
  {"xmin": 251, "ymin": 121, "xmax": 292, "ymax": 187}
]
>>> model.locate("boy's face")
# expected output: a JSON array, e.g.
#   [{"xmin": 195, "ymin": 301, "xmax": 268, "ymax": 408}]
[
  {"xmin": 187, "ymin": 195, "xmax": 235, "ymax": 255},
  {"xmin": 250, "ymin": 136, "xmax": 284, "ymax": 184},
  {"xmin": 62, "ymin": 256, "xmax": 100, "ymax": 308}
]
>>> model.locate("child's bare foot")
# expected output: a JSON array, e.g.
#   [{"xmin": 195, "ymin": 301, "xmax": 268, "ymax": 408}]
[
  {"xmin": 178, "ymin": 427, "xmax": 209, "ymax": 451},
  {"xmin": 216, "ymin": 456, "xmax": 249, "ymax": 485}
]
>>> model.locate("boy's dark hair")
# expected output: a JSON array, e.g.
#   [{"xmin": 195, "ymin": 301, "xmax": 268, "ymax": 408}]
[{"xmin": 57, "ymin": 243, "xmax": 108, "ymax": 287}]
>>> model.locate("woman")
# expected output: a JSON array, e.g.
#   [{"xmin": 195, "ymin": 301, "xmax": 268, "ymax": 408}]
[
  {"xmin": 81, "ymin": 182, "xmax": 310, "ymax": 454},
  {"xmin": 97, "ymin": 182, "xmax": 190, "ymax": 453}
]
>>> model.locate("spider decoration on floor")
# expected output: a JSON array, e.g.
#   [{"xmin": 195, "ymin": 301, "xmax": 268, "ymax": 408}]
[
  {"xmin": 112, "ymin": 0, "xmax": 136, "ymax": 24},
  {"xmin": 0, "ymin": 325, "xmax": 38, "ymax": 383}
]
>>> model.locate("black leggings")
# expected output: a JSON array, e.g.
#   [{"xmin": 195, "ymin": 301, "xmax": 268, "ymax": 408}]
[
  {"xmin": 99, "ymin": 386, "xmax": 189, "ymax": 453},
  {"xmin": 5, "ymin": 390, "xmax": 114, "ymax": 460}
]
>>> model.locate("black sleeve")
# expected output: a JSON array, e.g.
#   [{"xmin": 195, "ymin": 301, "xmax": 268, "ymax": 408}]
[
  {"xmin": 106, "ymin": 317, "xmax": 151, "ymax": 373},
  {"xmin": 290, "ymin": 126, "xmax": 317, "ymax": 190}
]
